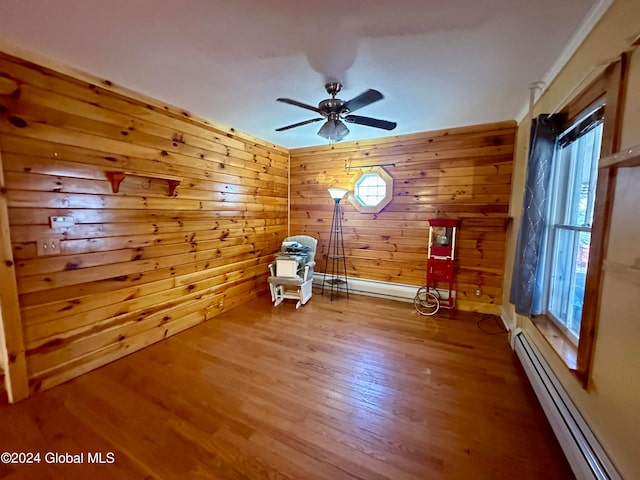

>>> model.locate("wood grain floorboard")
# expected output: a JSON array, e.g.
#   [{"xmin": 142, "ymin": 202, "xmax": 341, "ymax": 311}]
[{"xmin": 0, "ymin": 292, "xmax": 575, "ymax": 479}]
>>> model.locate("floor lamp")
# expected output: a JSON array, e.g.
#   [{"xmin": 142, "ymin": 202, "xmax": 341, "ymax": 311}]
[{"xmin": 322, "ymin": 188, "xmax": 349, "ymax": 300}]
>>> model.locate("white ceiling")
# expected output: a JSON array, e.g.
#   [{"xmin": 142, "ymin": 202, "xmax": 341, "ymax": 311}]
[{"xmin": 0, "ymin": 0, "xmax": 603, "ymax": 149}]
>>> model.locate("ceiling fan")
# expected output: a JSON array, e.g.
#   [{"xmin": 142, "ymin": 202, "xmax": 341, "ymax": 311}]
[{"xmin": 275, "ymin": 82, "xmax": 397, "ymax": 142}]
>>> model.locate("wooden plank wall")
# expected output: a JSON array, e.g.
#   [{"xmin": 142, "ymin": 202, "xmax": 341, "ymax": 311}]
[
  {"xmin": 0, "ymin": 52, "xmax": 288, "ymax": 395},
  {"xmin": 289, "ymin": 121, "xmax": 516, "ymax": 314}
]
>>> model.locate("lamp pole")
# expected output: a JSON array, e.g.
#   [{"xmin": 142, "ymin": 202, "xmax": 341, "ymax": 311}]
[{"xmin": 322, "ymin": 188, "xmax": 349, "ymax": 300}]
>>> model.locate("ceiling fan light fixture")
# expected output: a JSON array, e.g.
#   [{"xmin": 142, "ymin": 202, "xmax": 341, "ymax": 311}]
[{"xmin": 318, "ymin": 117, "xmax": 349, "ymax": 142}]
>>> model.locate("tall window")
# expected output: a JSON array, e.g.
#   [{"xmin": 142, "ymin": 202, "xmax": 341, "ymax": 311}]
[
  {"xmin": 545, "ymin": 104, "xmax": 604, "ymax": 344},
  {"xmin": 510, "ymin": 57, "xmax": 626, "ymax": 383}
]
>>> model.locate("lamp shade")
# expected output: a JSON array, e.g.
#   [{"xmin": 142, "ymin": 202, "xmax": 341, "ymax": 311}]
[{"xmin": 327, "ymin": 188, "xmax": 348, "ymax": 200}]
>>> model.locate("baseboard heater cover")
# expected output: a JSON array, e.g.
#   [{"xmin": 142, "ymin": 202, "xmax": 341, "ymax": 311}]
[
  {"xmin": 512, "ymin": 329, "xmax": 621, "ymax": 480},
  {"xmin": 312, "ymin": 273, "xmax": 455, "ymax": 304}
]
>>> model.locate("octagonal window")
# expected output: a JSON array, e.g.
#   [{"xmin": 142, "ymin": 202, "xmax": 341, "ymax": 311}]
[
  {"xmin": 348, "ymin": 167, "xmax": 393, "ymax": 213},
  {"xmin": 355, "ymin": 174, "xmax": 386, "ymax": 206}
]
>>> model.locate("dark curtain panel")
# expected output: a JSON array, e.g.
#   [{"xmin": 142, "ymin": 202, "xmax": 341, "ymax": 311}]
[{"xmin": 510, "ymin": 114, "xmax": 561, "ymax": 316}]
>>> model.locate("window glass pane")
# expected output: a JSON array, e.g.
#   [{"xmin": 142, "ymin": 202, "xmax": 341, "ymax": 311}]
[
  {"xmin": 553, "ymin": 122, "xmax": 602, "ymax": 226},
  {"xmin": 549, "ymin": 227, "xmax": 574, "ymax": 324},
  {"xmin": 552, "ymin": 147, "xmax": 572, "ymax": 224},
  {"xmin": 584, "ymin": 123, "xmax": 602, "ymax": 226},
  {"xmin": 566, "ymin": 123, "xmax": 602, "ymax": 227},
  {"xmin": 572, "ymin": 230, "xmax": 591, "ymax": 335},
  {"xmin": 355, "ymin": 173, "xmax": 385, "ymax": 206},
  {"xmin": 549, "ymin": 228, "xmax": 590, "ymax": 338},
  {"xmin": 546, "ymin": 117, "xmax": 602, "ymax": 341}
]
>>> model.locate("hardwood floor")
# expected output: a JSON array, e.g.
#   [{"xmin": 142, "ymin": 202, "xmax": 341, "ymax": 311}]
[{"xmin": 0, "ymin": 292, "xmax": 574, "ymax": 479}]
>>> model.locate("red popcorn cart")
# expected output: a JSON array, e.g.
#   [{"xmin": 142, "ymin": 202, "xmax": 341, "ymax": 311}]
[{"xmin": 414, "ymin": 218, "xmax": 458, "ymax": 316}]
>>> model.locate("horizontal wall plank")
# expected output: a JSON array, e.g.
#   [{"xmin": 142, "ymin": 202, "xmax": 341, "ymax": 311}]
[
  {"xmin": 24, "ymin": 262, "xmax": 270, "ymax": 350},
  {"xmin": 17, "ymin": 239, "xmax": 280, "ymax": 294},
  {"xmin": 0, "ymin": 55, "xmax": 287, "ymax": 157},
  {"xmin": 1, "ymin": 97, "xmax": 288, "ymax": 179},
  {"xmin": 0, "ymin": 120, "xmax": 287, "ymax": 187},
  {"xmin": 16, "ymin": 245, "xmax": 279, "ymax": 308},
  {"xmin": 15, "ymin": 83, "xmax": 287, "ymax": 164},
  {"xmin": 1, "ymin": 135, "xmax": 288, "ymax": 190},
  {"xmin": 28, "ymin": 287, "xmax": 264, "ymax": 394},
  {"xmin": 6, "ymin": 189, "xmax": 287, "ymax": 212},
  {"xmin": 20, "ymin": 257, "xmax": 268, "ymax": 326},
  {"xmin": 290, "ymin": 120, "xmax": 516, "ymax": 155},
  {"xmin": 15, "ymin": 233, "xmax": 275, "ymax": 276},
  {"xmin": 7, "ymin": 206, "xmax": 286, "ymax": 226},
  {"xmin": 26, "ymin": 278, "xmax": 262, "ymax": 379},
  {"xmin": 4, "ymin": 170, "xmax": 288, "ymax": 201}
]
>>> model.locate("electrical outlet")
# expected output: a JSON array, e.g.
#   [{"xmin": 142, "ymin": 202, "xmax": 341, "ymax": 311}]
[{"xmin": 37, "ymin": 238, "xmax": 61, "ymax": 256}]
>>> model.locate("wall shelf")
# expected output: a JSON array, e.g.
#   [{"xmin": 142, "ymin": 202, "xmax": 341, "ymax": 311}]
[{"xmin": 106, "ymin": 171, "xmax": 181, "ymax": 196}]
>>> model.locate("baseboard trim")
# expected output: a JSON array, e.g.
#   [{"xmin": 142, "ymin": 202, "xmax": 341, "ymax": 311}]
[{"xmin": 500, "ymin": 305, "xmax": 513, "ymax": 332}]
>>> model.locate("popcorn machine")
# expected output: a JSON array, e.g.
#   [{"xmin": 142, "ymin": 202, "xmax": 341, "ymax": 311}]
[{"xmin": 414, "ymin": 218, "xmax": 458, "ymax": 316}]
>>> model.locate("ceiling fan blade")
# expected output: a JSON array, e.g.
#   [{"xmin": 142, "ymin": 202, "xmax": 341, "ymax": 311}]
[
  {"xmin": 342, "ymin": 89, "xmax": 383, "ymax": 113},
  {"xmin": 277, "ymin": 98, "xmax": 321, "ymax": 114},
  {"xmin": 275, "ymin": 117, "xmax": 323, "ymax": 131},
  {"xmin": 344, "ymin": 115, "xmax": 397, "ymax": 131}
]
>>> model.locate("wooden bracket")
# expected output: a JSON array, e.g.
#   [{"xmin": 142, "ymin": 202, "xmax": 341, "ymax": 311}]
[
  {"xmin": 107, "ymin": 171, "xmax": 182, "ymax": 196},
  {"xmin": 106, "ymin": 171, "xmax": 126, "ymax": 193},
  {"xmin": 167, "ymin": 179, "xmax": 180, "ymax": 197}
]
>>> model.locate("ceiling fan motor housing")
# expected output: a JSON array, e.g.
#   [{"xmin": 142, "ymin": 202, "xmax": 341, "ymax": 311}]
[{"xmin": 319, "ymin": 98, "xmax": 346, "ymax": 116}]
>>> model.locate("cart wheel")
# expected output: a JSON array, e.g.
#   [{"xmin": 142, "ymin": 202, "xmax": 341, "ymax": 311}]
[{"xmin": 414, "ymin": 287, "xmax": 440, "ymax": 316}]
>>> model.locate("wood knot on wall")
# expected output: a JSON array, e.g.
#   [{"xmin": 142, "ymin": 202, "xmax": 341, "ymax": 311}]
[
  {"xmin": 8, "ymin": 116, "xmax": 27, "ymax": 128},
  {"xmin": 0, "ymin": 74, "xmax": 20, "ymax": 97}
]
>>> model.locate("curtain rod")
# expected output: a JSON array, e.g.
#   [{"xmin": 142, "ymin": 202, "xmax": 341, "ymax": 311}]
[{"xmin": 344, "ymin": 162, "xmax": 396, "ymax": 170}]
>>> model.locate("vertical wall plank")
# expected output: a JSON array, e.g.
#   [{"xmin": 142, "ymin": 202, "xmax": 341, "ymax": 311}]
[{"xmin": 0, "ymin": 147, "xmax": 29, "ymax": 402}]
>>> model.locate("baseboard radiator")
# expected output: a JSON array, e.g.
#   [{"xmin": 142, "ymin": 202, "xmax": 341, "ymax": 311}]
[
  {"xmin": 512, "ymin": 330, "xmax": 621, "ymax": 480},
  {"xmin": 312, "ymin": 273, "xmax": 454, "ymax": 304}
]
